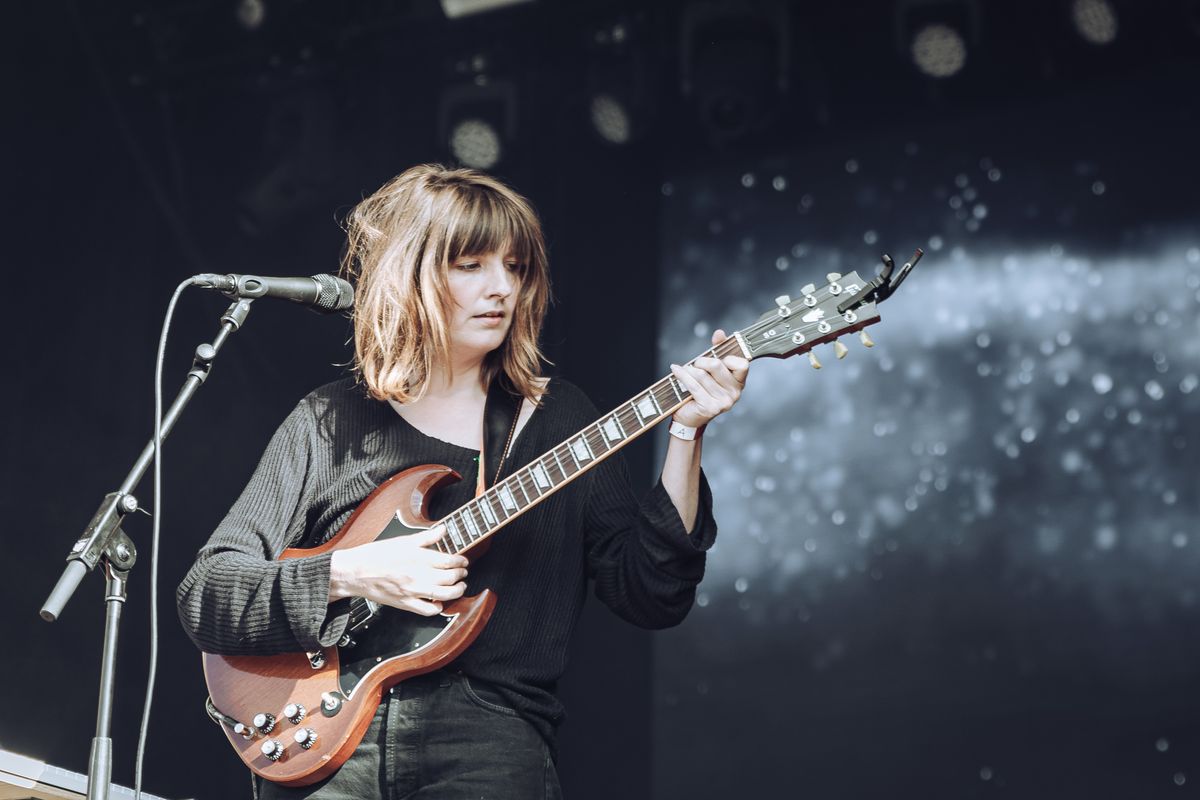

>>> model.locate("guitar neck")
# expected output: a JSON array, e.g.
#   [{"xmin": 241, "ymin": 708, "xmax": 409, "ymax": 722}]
[{"xmin": 433, "ymin": 333, "xmax": 750, "ymax": 555}]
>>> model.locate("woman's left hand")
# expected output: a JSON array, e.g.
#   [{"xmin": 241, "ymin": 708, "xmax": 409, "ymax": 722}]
[{"xmin": 669, "ymin": 329, "xmax": 750, "ymax": 429}]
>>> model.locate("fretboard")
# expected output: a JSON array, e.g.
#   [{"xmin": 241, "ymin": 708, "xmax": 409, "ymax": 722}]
[{"xmin": 431, "ymin": 334, "xmax": 748, "ymax": 555}]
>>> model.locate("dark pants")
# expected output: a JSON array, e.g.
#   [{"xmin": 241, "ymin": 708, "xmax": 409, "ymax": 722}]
[{"xmin": 259, "ymin": 671, "xmax": 562, "ymax": 800}]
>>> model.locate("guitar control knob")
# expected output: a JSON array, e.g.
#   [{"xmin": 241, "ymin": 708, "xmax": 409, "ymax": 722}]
[
  {"xmin": 233, "ymin": 723, "xmax": 254, "ymax": 740},
  {"xmin": 283, "ymin": 703, "xmax": 307, "ymax": 724},
  {"xmin": 321, "ymin": 692, "xmax": 343, "ymax": 715},
  {"xmin": 260, "ymin": 739, "xmax": 285, "ymax": 761},
  {"xmin": 293, "ymin": 728, "xmax": 319, "ymax": 750},
  {"xmin": 252, "ymin": 713, "xmax": 276, "ymax": 733}
]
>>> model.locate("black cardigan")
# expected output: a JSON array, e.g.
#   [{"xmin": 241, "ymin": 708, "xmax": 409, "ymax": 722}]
[{"xmin": 176, "ymin": 376, "xmax": 717, "ymax": 747}]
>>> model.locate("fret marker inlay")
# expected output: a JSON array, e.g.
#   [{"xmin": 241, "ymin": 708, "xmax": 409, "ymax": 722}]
[
  {"xmin": 636, "ymin": 394, "xmax": 660, "ymax": 420},
  {"xmin": 532, "ymin": 462, "xmax": 551, "ymax": 489},
  {"xmin": 570, "ymin": 437, "xmax": 593, "ymax": 463},
  {"xmin": 445, "ymin": 519, "xmax": 464, "ymax": 548},
  {"xmin": 498, "ymin": 484, "xmax": 517, "ymax": 511}
]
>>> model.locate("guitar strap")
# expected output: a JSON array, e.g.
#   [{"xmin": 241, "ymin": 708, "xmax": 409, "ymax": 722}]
[{"xmin": 476, "ymin": 375, "xmax": 523, "ymax": 497}]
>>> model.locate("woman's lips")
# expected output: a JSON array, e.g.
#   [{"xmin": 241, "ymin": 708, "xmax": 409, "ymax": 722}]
[{"xmin": 473, "ymin": 312, "xmax": 506, "ymax": 325}]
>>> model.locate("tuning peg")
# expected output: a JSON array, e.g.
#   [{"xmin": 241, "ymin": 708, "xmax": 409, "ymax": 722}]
[
  {"xmin": 775, "ymin": 294, "xmax": 791, "ymax": 308},
  {"xmin": 833, "ymin": 341, "xmax": 848, "ymax": 359},
  {"xmin": 808, "ymin": 351, "xmax": 822, "ymax": 369},
  {"xmin": 826, "ymin": 272, "xmax": 842, "ymax": 283},
  {"xmin": 801, "ymin": 283, "xmax": 816, "ymax": 295},
  {"xmin": 859, "ymin": 330, "xmax": 874, "ymax": 348}
]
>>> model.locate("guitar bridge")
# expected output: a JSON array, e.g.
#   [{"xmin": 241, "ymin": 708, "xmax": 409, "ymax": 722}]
[{"xmin": 306, "ymin": 651, "xmax": 326, "ymax": 670}]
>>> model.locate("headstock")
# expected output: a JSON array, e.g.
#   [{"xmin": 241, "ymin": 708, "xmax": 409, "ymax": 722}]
[
  {"xmin": 731, "ymin": 249, "xmax": 922, "ymax": 367},
  {"xmin": 738, "ymin": 269, "xmax": 881, "ymax": 367}
]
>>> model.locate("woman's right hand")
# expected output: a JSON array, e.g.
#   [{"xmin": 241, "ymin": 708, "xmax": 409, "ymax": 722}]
[{"xmin": 328, "ymin": 526, "xmax": 469, "ymax": 616}]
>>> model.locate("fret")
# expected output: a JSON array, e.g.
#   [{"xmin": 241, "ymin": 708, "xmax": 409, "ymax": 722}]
[
  {"xmin": 461, "ymin": 508, "xmax": 479, "ymax": 540},
  {"xmin": 667, "ymin": 375, "xmax": 684, "ymax": 402},
  {"xmin": 564, "ymin": 443, "xmax": 581, "ymax": 471},
  {"xmin": 434, "ymin": 537, "xmax": 450, "ymax": 554},
  {"xmin": 629, "ymin": 399, "xmax": 644, "ymax": 426},
  {"xmin": 552, "ymin": 450, "xmax": 571, "ymax": 482},
  {"xmin": 484, "ymin": 489, "xmax": 506, "ymax": 520},
  {"xmin": 498, "ymin": 482, "xmax": 518, "ymax": 511},
  {"xmin": 514, "ymin": 473, "xmax": 532, "ymax": 503},
  {"xmin": 475, "ymin": 503, "xmax": 492, "ymax": 533},
  {"xmin": 588, "ymin": 425, "xmax": 611, "ymax": 453},
  {"xmin": 478, "ymin": 496, "xmax": 498, "ymax": 526},
  {"xmin": 656, "ymin": 381, "xmax": 676, "ymax": 407},
  {"xmin": 532, "ymin": 461, "xmax": 551, "ymax": 489},
  {"xmin": 445, "ymin": 517, "xmax": 465, "ymax": 549}
]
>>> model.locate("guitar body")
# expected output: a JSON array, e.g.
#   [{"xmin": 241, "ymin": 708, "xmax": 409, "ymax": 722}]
[{"xmin": 202, "ymin": 464, "xmax": 497, "ymax": 787}]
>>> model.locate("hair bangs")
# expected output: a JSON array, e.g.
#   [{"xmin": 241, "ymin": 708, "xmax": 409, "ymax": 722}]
[{"xmin": 446, "ymin": 188, "xmax": 537, "ymax": 271}]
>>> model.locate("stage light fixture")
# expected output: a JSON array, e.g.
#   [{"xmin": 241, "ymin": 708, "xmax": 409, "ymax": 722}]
[
  {"xmin": 449, "ymin": 118, "xmax": 502, "ymax": 169},
  {"xmin": 439, "ymin": 0, "xmax": 533, "ymax": 19},
  {"xmin": 590, "ymin": 94, "xmax": 632, "ymax": 145},
  {"xmin": 680, "ymin": 1, "xmax": 790, "ymax": 145},
  {"xmin": 236, "ymin": 0, "xmax": 266, "ymax": 30},
  {"xmin": 438, "ymin": 76, "xmax": 517, "ymax": 170},
  {"xmin": 911, "ymin": 23, "xmax": 967, "ymax": 77},
  {"xmin": 1071, "ymin": 0, "xmax": 1118, "ymax": 45},
  {"xmin": 583, "ymin": 16, "xmax": 652, "ymax": 146},
  {"xmin": 894, "ymin": 1, "xmax": 979, "ymax": 80}
]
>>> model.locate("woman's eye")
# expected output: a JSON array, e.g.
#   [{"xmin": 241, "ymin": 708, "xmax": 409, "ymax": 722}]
[{"xmin": 457, "ymin": 262, "xmax": 480, "ymax": 271}]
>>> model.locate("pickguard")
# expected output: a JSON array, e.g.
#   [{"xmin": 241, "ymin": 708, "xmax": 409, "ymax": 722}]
[{"xmin": 336, "ymin": 512, "xmax": 456, "ymax": 698}]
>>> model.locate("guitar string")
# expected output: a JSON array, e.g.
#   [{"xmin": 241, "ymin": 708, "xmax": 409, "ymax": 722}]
[{"xmin": 344, "ymin": 289, "xmax": 875, "ymax": 628}]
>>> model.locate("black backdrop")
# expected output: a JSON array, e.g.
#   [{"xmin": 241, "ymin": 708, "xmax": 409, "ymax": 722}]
[{"xmin": 5, "ymin": 2, "xmax": 1200, "ymax": 799}]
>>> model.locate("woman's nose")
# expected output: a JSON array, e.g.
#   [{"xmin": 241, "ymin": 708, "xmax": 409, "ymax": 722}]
[{"xmin": 487, "ymin": 259, "xmax": 514, "ymax": 296}]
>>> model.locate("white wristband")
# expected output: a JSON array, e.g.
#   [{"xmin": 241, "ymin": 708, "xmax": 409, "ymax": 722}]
[{"xmin": 668, "ymin": 419, "xmax": 702, "ymax": 441}]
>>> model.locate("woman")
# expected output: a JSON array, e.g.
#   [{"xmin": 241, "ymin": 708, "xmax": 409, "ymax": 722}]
[{"xmin": 177, "ymin": 164, "xmax": 748, "ymax": 798}]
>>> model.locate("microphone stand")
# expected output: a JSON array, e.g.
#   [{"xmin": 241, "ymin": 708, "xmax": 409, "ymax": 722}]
[{"xmin": 39, "ymin": 296, "xmax": 255, "ymax": 800}]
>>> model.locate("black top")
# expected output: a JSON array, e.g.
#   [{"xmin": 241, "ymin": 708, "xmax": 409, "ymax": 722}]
[{"xmin": 176, "ymin": 376, "xmax": 717, "ymax": 749}]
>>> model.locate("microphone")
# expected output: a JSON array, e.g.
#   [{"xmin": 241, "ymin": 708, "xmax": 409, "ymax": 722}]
[{"xmin": 194, "ymin": 273, "xmax": 354, "ymax": 313}]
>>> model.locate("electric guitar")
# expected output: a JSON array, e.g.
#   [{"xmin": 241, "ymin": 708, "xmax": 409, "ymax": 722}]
[{"xmin": 201, "ymin": 252, "xmax": 921, "ymax": 785}]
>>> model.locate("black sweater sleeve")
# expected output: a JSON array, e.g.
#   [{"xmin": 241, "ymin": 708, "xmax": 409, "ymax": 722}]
[
  {"xmin": 175, "ymin": 398, "xmax": 349, "ymax": 655},
  {"xmin": 577, "ymin": 398, "xmax": 718, "ymax": 629}
]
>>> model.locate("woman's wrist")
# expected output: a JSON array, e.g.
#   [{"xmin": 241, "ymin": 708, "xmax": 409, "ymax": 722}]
[{"xmin": 668, "ymin": 417, "xmax": 706, "ymax": 441}]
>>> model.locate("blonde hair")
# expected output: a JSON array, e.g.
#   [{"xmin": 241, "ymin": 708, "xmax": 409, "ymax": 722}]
[{"xmin": 340, "ymin": 164, "xmax": 551, "ymax": 403}]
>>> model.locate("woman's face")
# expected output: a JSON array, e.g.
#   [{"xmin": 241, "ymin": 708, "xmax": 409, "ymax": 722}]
[{"xmin": 445, "ymin": 250, "xmax": 520, "ymax": 361}]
